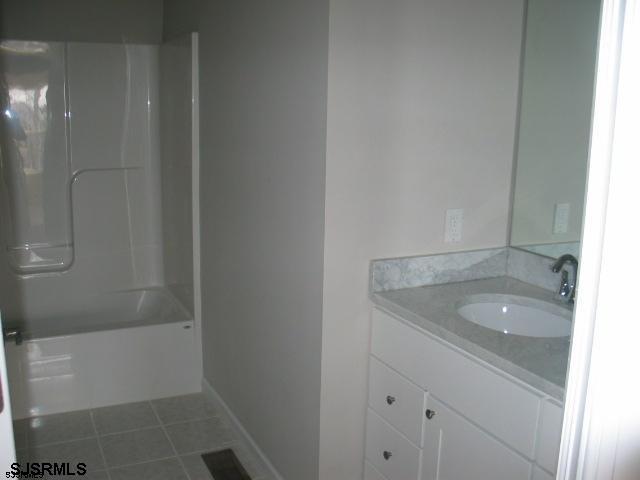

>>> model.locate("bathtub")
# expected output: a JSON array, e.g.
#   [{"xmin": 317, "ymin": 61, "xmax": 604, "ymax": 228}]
[{"xmin": 3, "ymin": 288, "xmax": 201, "ymax": 419}]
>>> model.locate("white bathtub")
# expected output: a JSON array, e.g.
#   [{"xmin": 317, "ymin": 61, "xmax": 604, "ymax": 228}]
[
  {"xmin": 4, "ymin": 288, "xmax": 200, "ymax": 419},
  {"xmin": 4, "ymin": 287, "xmax": 192, "ymax": 340}
]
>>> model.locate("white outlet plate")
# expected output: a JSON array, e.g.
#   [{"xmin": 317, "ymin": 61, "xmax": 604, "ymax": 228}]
[
  {"xmin": 553, "ymin": 203, "xmax": 570, "ymax": 234},
  {"xmin": 445, "ymin": 208, "xmax": 463, "ymax": 243}
]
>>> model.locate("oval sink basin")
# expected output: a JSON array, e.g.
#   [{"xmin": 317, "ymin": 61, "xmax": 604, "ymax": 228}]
[{"xmin": 458, "ymin": 300, "xmax": 571, "ymax": 338}]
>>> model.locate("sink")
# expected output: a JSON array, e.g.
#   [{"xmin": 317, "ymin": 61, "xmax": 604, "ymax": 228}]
[{"xmin": 457, "ymin": 296, "xmax": 571, "ymax": 338}]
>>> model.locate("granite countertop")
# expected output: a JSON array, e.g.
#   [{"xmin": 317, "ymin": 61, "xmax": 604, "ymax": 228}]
[{"xmin": 371, "ymin": 276, "xmax": 571, "ymax": 401}]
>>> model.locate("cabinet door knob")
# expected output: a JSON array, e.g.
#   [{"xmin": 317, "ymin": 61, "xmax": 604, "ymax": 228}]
[
  {"xmin": 383, "ymin": 450, "xmax": 393, "ymax": 460},
  {"xmin": 386, "ymin": 395, "xmax": 396, "ymax": 405},
  {"xmin": 425, "ymin": 409, "xmax": 436, "ymax": 419}
]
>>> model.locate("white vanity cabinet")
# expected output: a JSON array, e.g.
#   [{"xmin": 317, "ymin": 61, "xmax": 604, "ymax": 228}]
[{"xmin": 365, "ymin": 307, "xmax": 564, "ymax": 480}]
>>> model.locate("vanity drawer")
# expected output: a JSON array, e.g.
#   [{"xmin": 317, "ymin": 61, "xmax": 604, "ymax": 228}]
[
  {"xmin": 365, "ymin": 408, "xmax": 421, "ymax": 480},
  {"xmin": 371, "ymin": 307, "xmax": 542, "ymax": 459},
  {"xmin": 368, "ymin": 356, "xmax": 426, "ymax": 446}
]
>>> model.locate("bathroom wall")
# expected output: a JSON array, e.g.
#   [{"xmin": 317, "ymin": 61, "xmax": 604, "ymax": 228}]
[
  {"xmin": 0, "ymin": 0, "xmax": 163, "ymax": 43},
  {"xmin": 320, "ymin": 0, "xmax": 525, "ymax": 477},
  {"xmin": 162, "ymin": 0, "xmax": 201, "ymax": 39},
  {"xmin": 159, "ymin": 35, "xmax": 194, "ymax": 314},
  {"xmin": 163, "ymin": 2, "xmax": 329, "ymax": 479},
  {"xmin": 163, "ymin": 1, "xmax": 524, "ymax": 479},
  {"xmin": 0, "ymin": 42, "xmax": 164, "ymax": 326}
]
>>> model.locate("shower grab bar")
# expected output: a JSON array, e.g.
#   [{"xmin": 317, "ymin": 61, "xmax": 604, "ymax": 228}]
[
  {"xmin": 4, "ymin": 166, "xmax": 142, "ymax": 276},
  {"xmin": 6, "ymin": 242, "xmax": 73, "ymax": 251},
  {"xmin": 69, "ymin": 165, "xmax": 142, "ymax": 183}
]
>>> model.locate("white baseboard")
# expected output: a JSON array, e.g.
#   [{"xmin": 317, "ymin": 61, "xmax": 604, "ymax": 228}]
[{"xmin": 202, "ymin": 379, "xmax": 284, "ymax": 480}]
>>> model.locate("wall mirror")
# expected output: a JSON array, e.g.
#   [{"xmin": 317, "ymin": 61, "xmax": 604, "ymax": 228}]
[{"xmin": 509, "ymin": 0, "xmax": 601, "ymax": 260}]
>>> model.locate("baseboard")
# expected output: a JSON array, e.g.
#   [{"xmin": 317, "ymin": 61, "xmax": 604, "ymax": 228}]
[{"xmin": 201, "ymin": 379, "xmax": 285, "ymax": 480}]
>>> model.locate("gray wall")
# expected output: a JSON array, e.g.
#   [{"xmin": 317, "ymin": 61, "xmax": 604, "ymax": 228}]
[
  {"xmin": 162, "ymin": 0, "xmax": 200, "ymax": 39},
  {"xmin": 163, "ymin": 2, "xmax": 329, "ymax": 479},
  {"xmin": 321, "ymin": 0, "xmax": 525, "ymax": 477},
  {"xmin": 0, "ymin": 0, "xmax": 163, "ymax": 43}
]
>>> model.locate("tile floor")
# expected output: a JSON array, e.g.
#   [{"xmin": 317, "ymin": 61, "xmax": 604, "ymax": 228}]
[{"xmin": 13, "ymin": 393, "xmax": 270, "ymax": 480}]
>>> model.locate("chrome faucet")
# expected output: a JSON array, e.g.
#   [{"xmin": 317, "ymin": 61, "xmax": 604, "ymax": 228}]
[
  {"xmin": 551, "ymin": 254, "xmax": 578, "ymax": 304},
  {"xmin": 2, "ymin": 327, "xmax": 22, "ymax": 345}
]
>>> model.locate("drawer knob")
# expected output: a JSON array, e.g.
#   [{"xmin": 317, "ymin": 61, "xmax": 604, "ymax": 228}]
[
  {"xmin": 386, "ymin": 395, "xmax": 396, "ymax": 405},
  {"xmin": 425, "ymin": 409, "xmax": 436, "ymax": 419},
  {"xmin": 383, "ymin": 451, "xmax": 393, "ymax": 461}
]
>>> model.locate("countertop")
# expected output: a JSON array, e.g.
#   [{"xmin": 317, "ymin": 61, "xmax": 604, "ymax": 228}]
[{"xmin": 371, "ymin": 276, "xmax": 571, "ymax": 401}]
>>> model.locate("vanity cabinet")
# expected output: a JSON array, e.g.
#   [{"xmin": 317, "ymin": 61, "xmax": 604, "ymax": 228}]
[{"xmin": 365, "ymin": 307, "xmax": 563, "ymax": 480}]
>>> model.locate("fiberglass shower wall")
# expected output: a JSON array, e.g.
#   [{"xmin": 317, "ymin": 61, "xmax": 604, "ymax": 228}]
[
  {"xmin": 0, "ymin": 41, "xmax": 71, "ymax": 275},
  {"xmin": 0, "ymin": 40, "xmax": 164, "ymax": 331},
  {"xmin": 159, "ymin": 34, "xmax": 196, "ymax": 317}
]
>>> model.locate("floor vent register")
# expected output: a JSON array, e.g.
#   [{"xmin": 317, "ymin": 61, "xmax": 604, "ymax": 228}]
[{"xmin": 201, "ymin": 449, "xmax": 252, "ymax": 480}]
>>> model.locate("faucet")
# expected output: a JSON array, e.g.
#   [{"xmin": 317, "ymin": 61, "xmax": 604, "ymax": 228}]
[
  {"xmin": 2, "ymin": 327, "xmax": 22, "ymax": 345},
  {"xmin": 551, "ymin": 254, "xmax": 578, "ymax": 304}
]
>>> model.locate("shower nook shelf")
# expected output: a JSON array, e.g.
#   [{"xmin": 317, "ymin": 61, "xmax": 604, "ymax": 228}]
[
  {"xmin": 5, "ymin": 242, "xmax": 73, "ymax": 274},
  {"xmin": 0, "ymin": 40, "xmax": 73, "ymax": 275}
]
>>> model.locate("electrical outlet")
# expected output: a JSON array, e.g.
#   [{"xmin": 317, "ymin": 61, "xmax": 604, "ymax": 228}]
[
  {"xmin": 553, "ymin": 203, "xmax": 570, "ymax": 234},
  {"xmin": 445, "ymin": 208, "xmax": 463, "ymax": 243}
]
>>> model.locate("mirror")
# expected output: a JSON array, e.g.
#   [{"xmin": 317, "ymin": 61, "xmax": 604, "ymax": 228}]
[{"xmin": 509, "ymin": 0, "xmax": 601, "ymax": 259}]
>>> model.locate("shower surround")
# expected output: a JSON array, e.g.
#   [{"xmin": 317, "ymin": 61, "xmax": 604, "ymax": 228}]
[{"xmin": 0, "ymin": 35, "xmax": 200, "ymax": 418}]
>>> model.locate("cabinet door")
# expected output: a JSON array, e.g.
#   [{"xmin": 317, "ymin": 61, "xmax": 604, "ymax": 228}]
[
  {"xmin": 0, "ymin": 313, "xmax": 16, "ymax": 470},
  {"xmin": 422, "ymin": 398, "xmax": 532, "ymax": 480},
  {"xmin": 364, "ymin": 462, "xmax": 388, "ymax": 480},
  {"xmin": 532, "ymin": 466, "xmax": 554, "ymax": 480},
  {"xmin": 536, "ymin": 399, "xmax": 563, "ymax": 474}
]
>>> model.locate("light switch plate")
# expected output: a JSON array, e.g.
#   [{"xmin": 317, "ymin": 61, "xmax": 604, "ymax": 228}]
[
  {"xmin": 445, "ymin": 208, "xmax": 463, "ymax": 243},
  {"xmin": 553, "ymin": 203, "xmax": 570, "ymax": 234}
]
